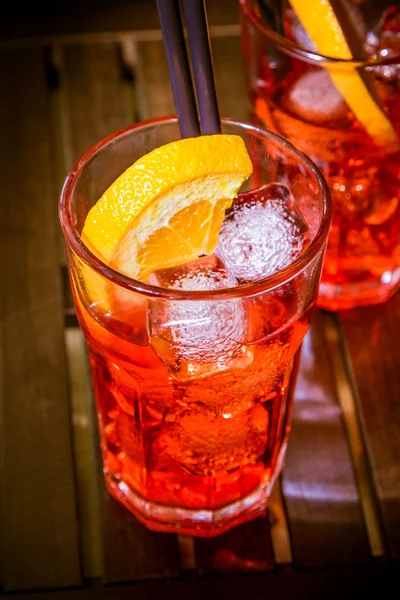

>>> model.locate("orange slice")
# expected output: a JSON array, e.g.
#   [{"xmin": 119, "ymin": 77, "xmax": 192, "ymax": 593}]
[
  {"xmin": 82, "ymin": 134, "xmax": 252, "ymax": 282},
  {"xmin": 290, "ymin": 0, "xmax": 399, "ymax": 151}
]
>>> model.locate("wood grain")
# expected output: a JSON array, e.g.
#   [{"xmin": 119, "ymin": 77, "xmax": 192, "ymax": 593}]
[
  {"xmin": 267, "ymin": 479, "xmax": 293, "ymax": 564},
  {"xmin": 135, "ymin": 34, "xmax": 248, "ymax": 124},
  {"xmin": 339, "ymin": 292, "xmax": 400, "ymax": 560},
  {"xmin": 210, "ymin": 35, "xmax": 249, "ymax": 122},
  {"xmin": 135, "ymin": 40, "xmax": 175, "ymax": 120},
  {"xmin": 63, "ymin": 43, "xmax": 134, "ymax": 164},
  {"xmin": 0, "ymin": 47, "xmax": 81, "ymax": 590},
  {"xmin": 62, "ymin": 42, "xmax": 181, "ymax": 582},
  {"xmin": 324, "ymin": 315, "xmax": 385, "ymax": 558},
  {"xmin": 64, "ymin": 329, "xmax": 102, "ymax": 578},
  {"xmin": 97, "ymin": 485, "xmax": 182, "ymax": 583},
  {"xmin": 281, "ymin": 310, "xmax": 372, "ymax": 567}
]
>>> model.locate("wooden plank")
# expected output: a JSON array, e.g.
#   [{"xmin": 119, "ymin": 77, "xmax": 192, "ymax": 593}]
[
  {"xmin": 135, "ymin": 35, "xmax": 248, "ymax": 123},
  {"xmin": 0, "ymin": 564, "xmax": 399, "ymax": 600},
  {"xmin": 97, "ymin": 486, "xmax": 182, "ymax": 583},
  {"xmin": 64, "ymin": 329, "xmax": 102, "ymax": 578},
  {"xmin": 135, "ymin": 40, "xmax": 175, "ymax": 120},
  {"xmin": 268, "ymin": 479, "xmax": 293, "ymax": 564},
  {"xmin": 211, "ymin": 35, "xmax": 249, "ymax": 122},
  {"xmin": 195, "ymin": 518, "xmax": 275, "ymax": 574},
  {"xmin": 281, "ymin": 310, "xmax": 372, "ymax": 567},
  {"xmin": 0, "ymin": 46, "xmax": 81, "ymax": 590},
  {"xmin": 339, "ymin": 292, "xmax": 400, "ymax": 560},
  {"xmin": 63, "ymin": 43, "xmax": 135, "ymax": 163},
  {"xmin": 324, "ymin": 315, "xmax": 386, "ymax": 558},
  {"xmin": 177, "ymin": 535, "xmax": 196, "ymax": 570},
  {"xmin": 62, "ymin": 42, "xmax": 181, "ymax": 582}
]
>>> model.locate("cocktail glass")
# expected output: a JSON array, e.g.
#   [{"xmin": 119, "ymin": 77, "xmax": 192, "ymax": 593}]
[
  {"xmin": 59, "ymin": 117, "xmax": 331, "ymax": 537},
  {"xmin": 240, "ymin": 0, "xmax": 400, "ymax": 310}
]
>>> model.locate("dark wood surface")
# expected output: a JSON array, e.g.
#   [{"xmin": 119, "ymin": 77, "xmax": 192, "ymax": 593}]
[
  {"xmin": 340, "ymin": 293, "xmax": 400, "ymax": 560},
  {"xmin": 282, "ymin": 311, "xmax": 371, "ymax": 567},
  {"xmin": 62, "ymin": 43, "xmax": 134, "ymax": 162},
  {"xmin": 195, "ymin": 517, "xmax": 275, "ymax": 574},
  {"xmin": 0, "ymin": 564, "xmax": 399, "ymax": 600},
  {"xmin": 0, "ymin": 3, "xmax": 399, "ymax": 597},
  {"xmin": 0, "ymin": 47, "xmax": 82, "ymax": 592}
]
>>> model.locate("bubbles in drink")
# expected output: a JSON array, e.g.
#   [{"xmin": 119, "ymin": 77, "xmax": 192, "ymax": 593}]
[
  {"xmin": 148, "ymin": 255, "xmax": 252, "ymax": 381},
  {"xmin": 330, "ymin": 170, "xmax": 399, "ymax": 225},
  {"xmin": 216, "ymin": 183, "xmax": 310, "ymax": 283}
]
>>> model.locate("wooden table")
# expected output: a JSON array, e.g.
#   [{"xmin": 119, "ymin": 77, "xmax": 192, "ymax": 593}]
[{"xmin": 1, "ymin": 3, "xmax": 399, "ymax": 597}]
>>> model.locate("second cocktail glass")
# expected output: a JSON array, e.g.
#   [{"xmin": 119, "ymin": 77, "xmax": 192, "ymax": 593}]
[{"xmin": 240, "ymin": 0, "xmax": 400, "ymax": 310}]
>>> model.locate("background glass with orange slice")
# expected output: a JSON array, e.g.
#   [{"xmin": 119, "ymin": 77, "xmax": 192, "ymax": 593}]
[{"xmin": 240, "ymin": 0, "xmax": 400, "ymax": 310}]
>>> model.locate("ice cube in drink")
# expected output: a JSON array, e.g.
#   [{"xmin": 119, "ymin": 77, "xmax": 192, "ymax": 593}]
[
  {"xmin": 216, "ymin": 182, "xmax": 310, "ymax": 283},
  {"xmin": 148, "ymin": 255, "xmax": 252, "ymax": 381}
]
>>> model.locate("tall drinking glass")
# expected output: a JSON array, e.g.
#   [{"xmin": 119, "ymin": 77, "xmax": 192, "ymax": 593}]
[
  {"xmin": 240, "ymin": 0, "xmax": 400, "ymax": 310},
  {"xmin": 60, "ymin": 117, "xmax": 331, "ymax": 537}
]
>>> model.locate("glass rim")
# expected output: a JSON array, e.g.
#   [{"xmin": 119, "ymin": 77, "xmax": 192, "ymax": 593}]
[
  {"xmin": 59, "ymin": 116, "xmax": 332, "ymax": 301},
  {"xmin": 239, "ymin": 0, "xmax": 400, "ymax": 68}
]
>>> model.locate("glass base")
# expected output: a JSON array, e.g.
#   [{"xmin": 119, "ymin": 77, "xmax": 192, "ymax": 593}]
[
  {"xmin": 104, "ymin": 445, "xmax": 287, "ymax": 538},
  {"xmin": 317, "ymin": 266, "xmax": 400, "ymax": 311},
  {"xmin": 106, "ymin": 476, "xmax": 268, "ymax": 537}
]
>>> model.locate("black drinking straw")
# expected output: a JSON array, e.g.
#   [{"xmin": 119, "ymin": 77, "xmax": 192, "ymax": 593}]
[
  {"xmin": 156, "ymin": 0, "xmax": 221, "ymax": 136},
  {"xmin": 182, "ymin": 0, "xmax": 221, "ymax": 134},
  {"xmin": 156, "ymin": 0, "xmax": 200, "ymax": 138}
]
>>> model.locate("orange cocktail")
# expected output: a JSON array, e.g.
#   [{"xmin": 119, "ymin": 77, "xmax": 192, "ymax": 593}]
[
  {"xmin": 60, "ymin": 118, "xmax": 331, "ymax": 536},
  {"xmin": 240, "ymin": 0, "xmax": 400, "ymax": 310}
]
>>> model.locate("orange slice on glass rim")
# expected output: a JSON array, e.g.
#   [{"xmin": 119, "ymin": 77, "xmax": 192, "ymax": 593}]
[{"xmin": 78, "ymin": 134, "xmax": 252, "ymax": 322}]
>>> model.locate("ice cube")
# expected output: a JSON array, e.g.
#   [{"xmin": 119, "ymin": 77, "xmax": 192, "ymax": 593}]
[
  {"xmin": 176, "ymin": 334, "xmax": 293, "ymax": 415},
  {"xmin": 148, "ymin": 255, "xmax": 252, "ymax": 381},
  {"xmin": 216, "ymin": 183, "xmax": 310, "ymax": 283},
  {"xmin": 154, "ymin": 403, "xmax": 269, "ymax": 477},
  {"xmin": 284, "ymin": 70, "xmax": 347, "ymax": 125}
]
